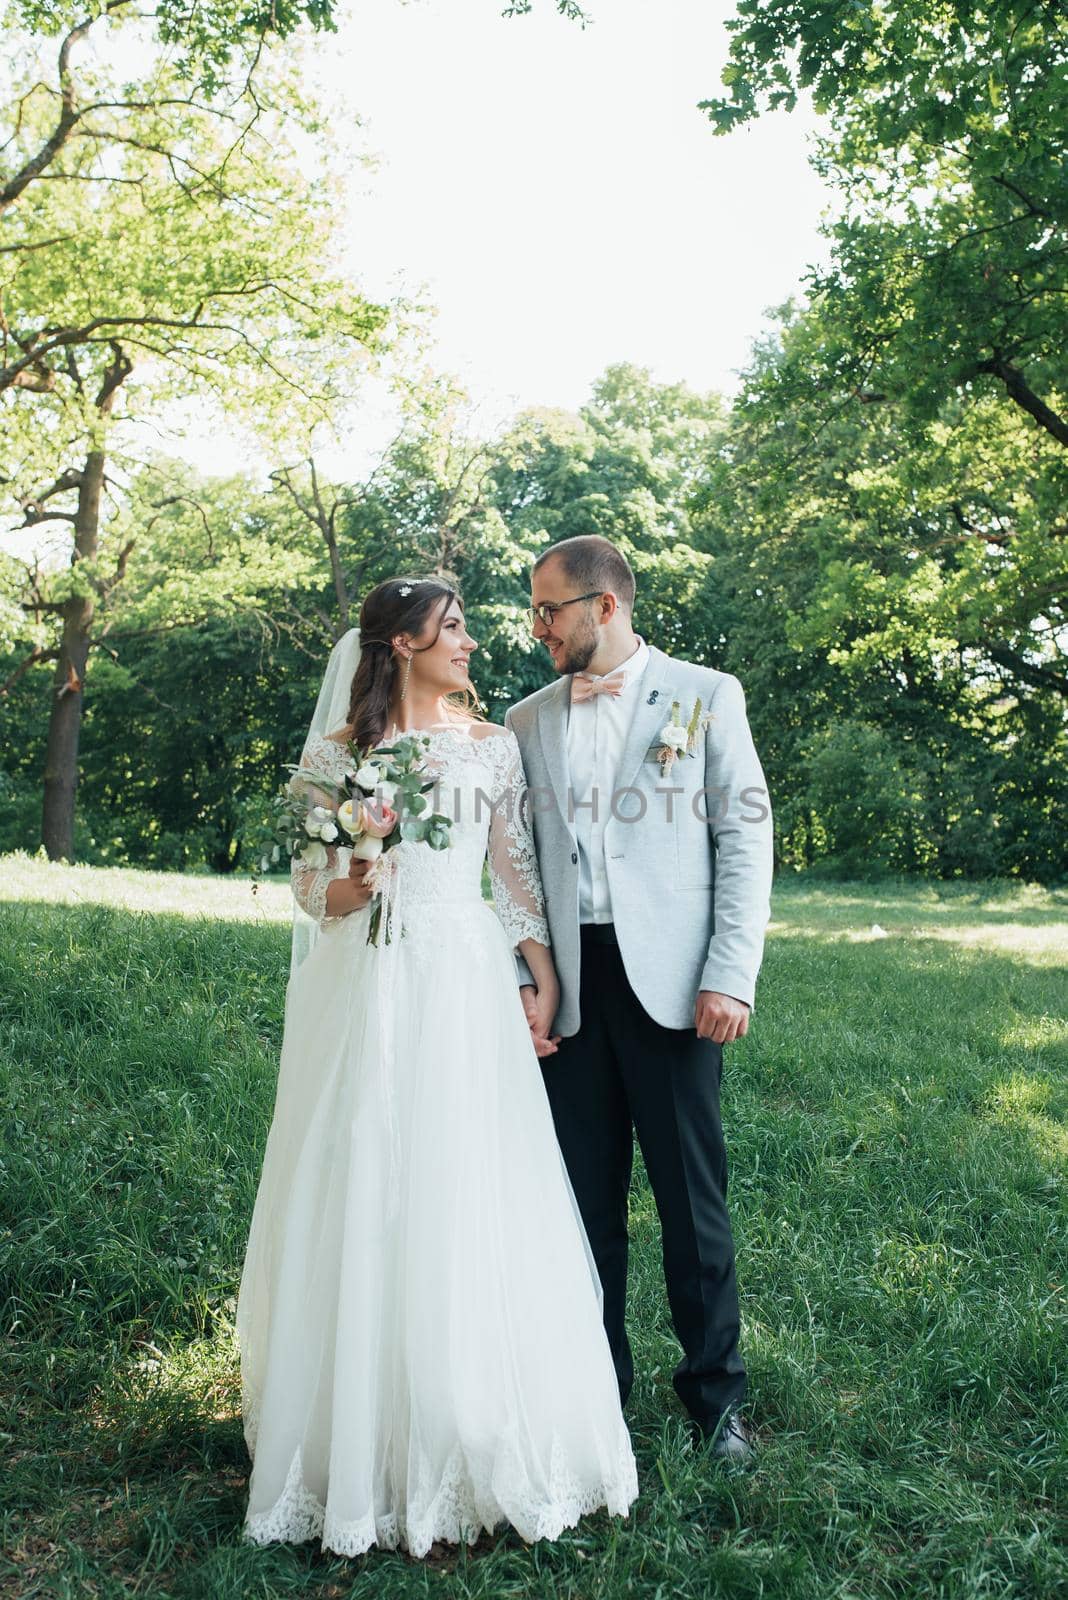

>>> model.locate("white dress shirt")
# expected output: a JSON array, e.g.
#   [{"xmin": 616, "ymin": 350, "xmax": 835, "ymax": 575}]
[{"xmin": 565, "ymin": 635, "xmax": 650, "ymax": 924}]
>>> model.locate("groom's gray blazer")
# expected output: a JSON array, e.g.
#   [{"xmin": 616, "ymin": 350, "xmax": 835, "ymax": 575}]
[{"xmin": 504, "ymin": 644, "xmax": 773, "ymax": 1037}]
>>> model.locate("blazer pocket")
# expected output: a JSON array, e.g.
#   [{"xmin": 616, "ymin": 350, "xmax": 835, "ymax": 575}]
[{"xmin": 675, "ymin": 812, "xmax": 715, "ymax": 890}]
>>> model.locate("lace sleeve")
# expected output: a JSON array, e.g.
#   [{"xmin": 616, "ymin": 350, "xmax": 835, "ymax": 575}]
[
  {"xmin": 289, "ymin": 737, "xmax": 349, "ymax": 928},
  {"xmin": 487, "ymin": 730, "xmax": 550, "ymax": 949}
]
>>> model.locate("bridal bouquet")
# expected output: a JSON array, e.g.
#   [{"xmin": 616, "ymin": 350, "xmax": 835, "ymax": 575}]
[{"xmin": 263, "ymin": 732, "xmax": 453, "ymax": 944}]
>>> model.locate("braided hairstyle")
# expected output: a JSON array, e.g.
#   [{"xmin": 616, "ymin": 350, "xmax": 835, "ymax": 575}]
[{"xmin": 346, "ymin": 576, "xmax": 484, "ymax": 751}]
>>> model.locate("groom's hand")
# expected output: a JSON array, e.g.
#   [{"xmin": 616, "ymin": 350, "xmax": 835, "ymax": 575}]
[
  {"xmin": 520, "ymin": 984, "xmax": 562, "ymax": 1059},
  {"xmin": 694, "ymin": 990, "xmax": 750, "ymax": 1045}
]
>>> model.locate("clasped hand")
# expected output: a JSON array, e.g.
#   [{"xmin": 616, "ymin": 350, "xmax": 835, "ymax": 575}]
[{"xmin": 519, "ymin": 984, "xmax": 562, "ymax": 1059}]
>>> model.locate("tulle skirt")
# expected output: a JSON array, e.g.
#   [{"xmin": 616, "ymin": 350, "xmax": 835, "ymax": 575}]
[{"xmin": 236, "ymin": 895, "xmax": 638, "ymax": 1558}]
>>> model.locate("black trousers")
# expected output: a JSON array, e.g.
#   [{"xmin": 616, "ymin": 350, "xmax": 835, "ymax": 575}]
[{"xmin": 541, "ymin": 922, "xmax": 747, "ymax": 1433}]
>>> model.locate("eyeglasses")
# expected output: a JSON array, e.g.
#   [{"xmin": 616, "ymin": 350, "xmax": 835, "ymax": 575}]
[{"xmin": 524, "ymin": 591, "xmax": 603, "ymax": 628}]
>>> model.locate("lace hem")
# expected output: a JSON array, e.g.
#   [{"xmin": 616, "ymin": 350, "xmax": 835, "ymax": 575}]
[
  {"xmin": 241, "ymin": 1432, "xmax": 638, "ymax": 1559},
  {"xmin": 488, "ymin": 882, "xmax": 550, "ymax": 949}
]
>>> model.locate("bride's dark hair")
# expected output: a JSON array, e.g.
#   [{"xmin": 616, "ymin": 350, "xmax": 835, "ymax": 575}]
[{"xmin": 347, "ymin": 576, "xmax": 484, "ymax": 751}]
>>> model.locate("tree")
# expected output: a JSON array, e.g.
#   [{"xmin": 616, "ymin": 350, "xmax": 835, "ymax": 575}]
[
  {"xmin": 266, "ymin": 375, "xmax": 550, "ymax": 714},
  {"xmin": 700, "ymin": 301, "xmax": 1067, "ymax": 881},
  {"xmin": 1, "ymin": 20, "xmax": 388, "ymax": 858},
  {"xmin": 1, "ymin": 457, "xmax": 331, "ymax": 867},
  {"xmin": 486, "ymin": 364, "xmax": 726, "ymax": 670},
  {"xmin": 698, "ymin": 1, "xmax": 1067, "ymax": 713},
  {"xmin": 701, "ymin": 0, "xmax": 1067, "ymax": 434}
]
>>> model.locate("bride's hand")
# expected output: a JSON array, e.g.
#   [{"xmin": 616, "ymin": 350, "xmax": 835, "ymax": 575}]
[
  {"xmin": 325, "ymin": 858, "xmax": 376, "ymax": 917},
  {"xmin": 520, "ymin": 981, "xmax": 562, "ymax": 1059}
]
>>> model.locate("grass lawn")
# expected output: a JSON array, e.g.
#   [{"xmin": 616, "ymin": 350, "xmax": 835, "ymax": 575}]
[{"xmin": 1, "ymin": 856, "xmax": 1065, "ymax": 1598}]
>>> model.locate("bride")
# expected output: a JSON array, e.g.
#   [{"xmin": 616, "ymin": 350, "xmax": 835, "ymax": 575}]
[{"xmin": 236, "ymin": 575, "xmax": 638, "ymax": 1558}]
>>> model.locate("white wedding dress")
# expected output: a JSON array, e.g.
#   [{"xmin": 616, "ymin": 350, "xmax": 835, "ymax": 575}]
[{"xmin": 236, "ymin": 723, "xmax": 638, "ymax": 1558}]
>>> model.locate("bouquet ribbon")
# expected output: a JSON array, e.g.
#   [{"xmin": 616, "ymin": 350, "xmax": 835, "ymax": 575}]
[{"xmin": 369, "ymin": 847, "xmax": 404, "ymax": 1220}]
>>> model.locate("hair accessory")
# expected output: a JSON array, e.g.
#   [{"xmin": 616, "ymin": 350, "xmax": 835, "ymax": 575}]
[{"xmin": 399, "ymin": 585, "xmax": 413, "ymax": 596}]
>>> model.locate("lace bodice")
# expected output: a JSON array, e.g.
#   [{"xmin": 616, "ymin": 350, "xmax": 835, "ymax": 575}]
[{"xmin": 290, "ymin": 724, "xmax": 550, "ymax": 949}]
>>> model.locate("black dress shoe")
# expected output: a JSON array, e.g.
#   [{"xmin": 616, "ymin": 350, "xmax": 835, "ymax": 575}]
[{"xmin": 698, "ymin": 1407, "xmax": 756, "ymax": 1464}]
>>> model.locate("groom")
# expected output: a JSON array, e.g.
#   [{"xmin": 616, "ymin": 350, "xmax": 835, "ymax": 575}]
[{"xmin": 504, "ymin": 535, "xmax": 773, "ymax": 1461}]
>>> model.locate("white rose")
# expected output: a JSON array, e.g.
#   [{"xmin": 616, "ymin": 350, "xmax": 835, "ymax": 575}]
[
  {"xmin": 355, "ymin": 763, "xmax": 382, "ymax": 791},
  {"xmin": 303, "ymin": 804, "xmax": 334, "ymax": 837},
  {"xmin": 302, "ymin": 840, "xmax": 328, "ymax": 868},
  {"xmin": 660, "ymin": 721, "xmax": 689, "ymax": 752},
  {"xmin": 350, "ymin": 833, "xmax": 384, "ymax": 862},
  {"xmin": 376, "ymin": 780, "xmax": 397, "ymax": 806},
  {"xmin": 336, "ymin": 798, "xmax": 360, "ymax": 837},
  {"xmin": 320, "ymin": 821, "xmax": 339, "ymax": 843}
]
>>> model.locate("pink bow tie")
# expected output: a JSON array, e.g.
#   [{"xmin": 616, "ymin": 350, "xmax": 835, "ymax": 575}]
[{"xmin": 571, "ymin": 670, "xmax": 627, "ymax": 703}]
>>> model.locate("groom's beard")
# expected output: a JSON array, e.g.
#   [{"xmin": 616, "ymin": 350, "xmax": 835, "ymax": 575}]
[{"xmin": 553, "ymin": 617, "xmax": 599, "ymax": 675}]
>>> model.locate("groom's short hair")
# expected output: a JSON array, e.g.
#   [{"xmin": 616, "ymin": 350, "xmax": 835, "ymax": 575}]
[{"xmin": 532, "ymin": 535, "xmax": 636, "ymax": 614}]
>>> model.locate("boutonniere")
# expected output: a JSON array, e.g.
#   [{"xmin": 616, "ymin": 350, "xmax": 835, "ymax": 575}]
[{"xmin": 655, "ymin": 697, "xmax": 713, "ymax": 777}]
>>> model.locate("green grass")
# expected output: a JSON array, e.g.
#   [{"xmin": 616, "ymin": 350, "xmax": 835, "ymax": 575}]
[{"xmin": 1, "ymin": 858, "xmax": 1066, "ymax": 1598}]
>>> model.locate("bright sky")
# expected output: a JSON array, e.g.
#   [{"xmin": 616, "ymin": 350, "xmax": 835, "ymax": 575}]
[
  {"xmin": 184, "ymin": 0, "xmax": 834, "ymax": 477},
  {"xmin": 330, "ymin": 0, "xmax": 832, "ymax": 412},
  {"xmin": 329, "ymin": 0, "xmax": 831, "ymax": 406}
]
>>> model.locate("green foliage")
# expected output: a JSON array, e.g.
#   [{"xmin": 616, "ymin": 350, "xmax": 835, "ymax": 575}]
[
  {"xmin": 370, "ymin": 735, "xmax": 454, "ymax": 850},
  {"xmin": 488, "ymin": 365, "xmax": 724, "ymax": 667},
  {"xmin": 1, "ymin": 45, "xmax": 387, "ymax": 433},
  {"xmin": 693, "ymin": 305, "xmax": 1067, "ymax": 883},
  {"xmin": 699, "ymin": 0, "xmax": 1067, "ymax": 722},
  {"xmin": 0, "ymin": 613, "xmax": 314, "ymax": 871},
  {"xmin": 502, "ymin": 0, "xmax": 592, "ymax": 22},
  {"xmin": 1, "ymin": 13, "xmax": 396, "ymax": 856},
  {"xmin": 2, "ymin": 355, "xmax": 1064, "ymax": 881},
  {"xmin": 806, "ymin": 719, "xmax": 932, "ymax": 876},
  {"xmin": 7, "ymin": 0, "xmax": 340, "ymax": 93}
]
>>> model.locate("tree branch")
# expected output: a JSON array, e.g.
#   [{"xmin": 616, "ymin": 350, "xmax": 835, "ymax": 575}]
[
  {"xmin": 0, "ymin": 646, "xmax": 59, "ymax": 695},
  {"xmin": 21, "ymin": 466, "xmax": 84, "ymax": 512},
  {"xmin": 97, "ymin": 536, "xmax": 136, "ymax": 598},
  {"xmin": 975, "ymin": 356, "xmax": 1068, "ymax": 447},
  {"xmin": 0, "ymin": 289, "xmax": 337, "ymax": 393},
  {"xmin": 21, "ymin": 507, "xmax": 77, "ymax": 526},
  {"xmin": 0, "ymin": 19, "xmax": 90, "ymax": 215},
  {"xmin": 948, "ymin": 500, "xmax": 1011, "ymax": 547},
  {"xmin": 0, "ymin": 232, "xmax": 76, "ymax": 255},
  {"xmin": 95, "ymin": 340, "xmax": 133, "ymax": 409},
  {"xmin": 986, "ymin": 643, "xmax": 1068, "ymax": 698}
]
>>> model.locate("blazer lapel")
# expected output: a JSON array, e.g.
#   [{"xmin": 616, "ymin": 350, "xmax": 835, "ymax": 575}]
[
  {"xmin": 536, "ymin": 677, "xmax": 576, "ymax": 839},
  {"xmin": 613, "ymin": 645, "xmax": 679, "ymax": 795}
]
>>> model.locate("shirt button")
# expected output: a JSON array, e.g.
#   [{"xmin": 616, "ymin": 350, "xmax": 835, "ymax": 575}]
[{"xmin": 571, "ymin": 850, "xmax": 578, "ymax": 864}]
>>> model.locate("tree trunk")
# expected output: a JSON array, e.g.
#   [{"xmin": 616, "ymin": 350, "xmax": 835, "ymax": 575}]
[
  {"xmin": 40, "ymin": 446, "xmax": 105, "ymax": 860},
  {"xmin": 40, "ymin": 345, "xmax": 129, "ymax": 860},
  {"xmin": 325, "ymin": 522, "xmax": 350, "ymax": 632}
]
